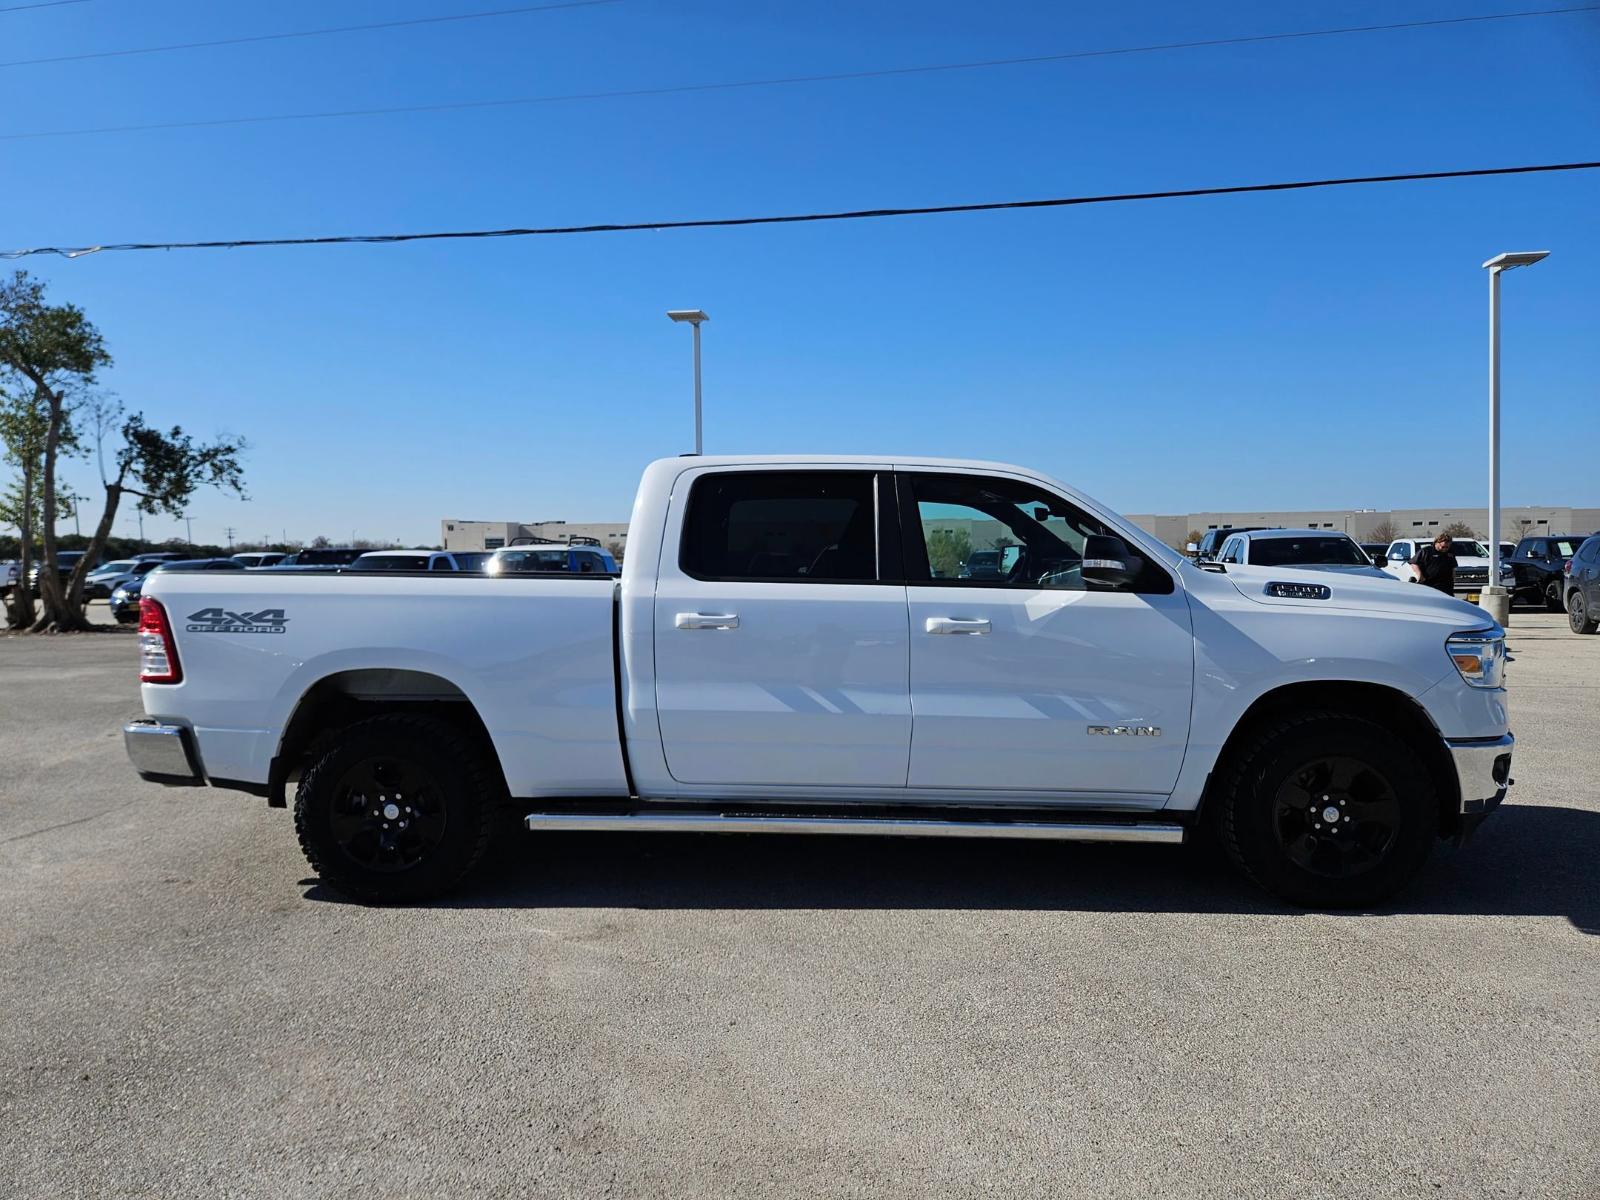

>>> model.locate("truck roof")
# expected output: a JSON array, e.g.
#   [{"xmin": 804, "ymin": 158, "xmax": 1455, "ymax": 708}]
[{"xmin": 1228, "ymin": 528, "xmax": 1353, "ymax": 541}]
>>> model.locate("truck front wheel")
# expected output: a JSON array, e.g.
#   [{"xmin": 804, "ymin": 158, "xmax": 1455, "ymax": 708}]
[
  {"xmin": 1218, "ymin": 712, "xmax": 1435, "ymax": 907},
  {"xmin": 293, "ymin": 714, "xmax": 497, "ymax": 902}
]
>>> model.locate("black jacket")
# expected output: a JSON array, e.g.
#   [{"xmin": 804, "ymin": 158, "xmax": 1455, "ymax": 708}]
[{"xmin": 1412, "ymin": 545, "xmax": 1457, "ymax": 593}]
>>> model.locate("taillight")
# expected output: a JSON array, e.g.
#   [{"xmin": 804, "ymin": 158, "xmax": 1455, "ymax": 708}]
[
  {"xmin": 138, "ymin": 597, "xmax": 182, "ymax": 684},
  {"xmin": 1565, "ymin": 559, "xmax": 1574, "ymax": 577}
]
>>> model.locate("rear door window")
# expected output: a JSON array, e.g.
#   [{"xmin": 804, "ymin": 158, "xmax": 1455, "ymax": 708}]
[{"xmin": 680, "ymin": 471, "xmax": 878, "ymax": 582}]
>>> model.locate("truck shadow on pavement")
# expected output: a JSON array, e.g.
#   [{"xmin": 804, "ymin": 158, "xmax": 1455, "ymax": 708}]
[{"xmin": 301, "ymin": 802, "xmax": 1600, "ymax": 932}]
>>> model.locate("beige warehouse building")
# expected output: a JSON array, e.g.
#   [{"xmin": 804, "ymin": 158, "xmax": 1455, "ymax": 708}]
[{"xmin": 1127, "ymin": 506, "xmax": 1600, "ymax": 549}]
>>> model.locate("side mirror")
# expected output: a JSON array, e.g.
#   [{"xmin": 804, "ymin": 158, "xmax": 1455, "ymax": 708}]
[
  {"xmin": 1082, "ymin": 534, "xmax": 1143, "ymax": 589},
  {"xmin": 1185, "ymin": 542, "xmax": 1199, "ymax": 555}
]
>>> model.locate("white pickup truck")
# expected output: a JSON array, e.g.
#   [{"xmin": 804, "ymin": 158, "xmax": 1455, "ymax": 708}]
[{"xmin": 124, "ymin": 455, "xmax": 1513, "ymax": 906}]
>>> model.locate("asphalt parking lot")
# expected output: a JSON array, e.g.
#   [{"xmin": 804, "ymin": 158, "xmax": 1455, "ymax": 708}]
[{"xmin": 2, "ymin": 608, "xmax": 1597, "ymax": 1199}]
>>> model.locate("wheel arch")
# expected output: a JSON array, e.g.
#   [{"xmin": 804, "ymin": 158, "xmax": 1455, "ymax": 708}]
[
  {"xmin": 268, "ymin": 668, "xmax": 507, "ymax": 807},
  {"xmin": 1202, "ymin": 680, "xmax": 1461, "ymax": 837}
]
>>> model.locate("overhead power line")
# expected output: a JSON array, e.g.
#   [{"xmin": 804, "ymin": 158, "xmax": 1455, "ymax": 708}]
[
  {"xmin": 0, "ymin": 0, "xmax": 91, "ymax": 12},
  {"xmin": 0, "ymin": 0, "xmax": 620, "ymax": 69},
  {"xmin": 6, "ymin": 160, "xmax": 1595, "ymax": 261},
  {"xmin": 1, "ymin": 0, "xmax": 91, "ymax": 12},
  {"xmin": 3, "ymin": 4, "xmax": 1595, "ymax": 141}
]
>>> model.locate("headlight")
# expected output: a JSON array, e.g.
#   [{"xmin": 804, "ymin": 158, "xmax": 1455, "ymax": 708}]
[{"xmin": 1447, "ymin": 631, "xmax": 1505, "ymax": 689}]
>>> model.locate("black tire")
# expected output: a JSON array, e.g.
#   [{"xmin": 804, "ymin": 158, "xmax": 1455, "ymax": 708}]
[
  {"xmin": 1569, "ymin": 590, "xmax": 1599, "ymax": 635},
  {"xmin": 1218, "ymin": 711, "xmax": 1435, "ymax": 907},
  {"xmin": 293, "ymin": 714, "xmax": 500, "ymax": 902},
  {"xmin": 1544, "ymin": 578, "xmax": 1564, "ymax": 613}
]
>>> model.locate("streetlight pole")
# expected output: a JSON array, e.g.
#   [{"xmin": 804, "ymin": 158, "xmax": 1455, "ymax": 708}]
[
  {"xmin": 667, "ymin": 309, "xmax": 709, "ymax": 455},
  {"xmin": 1478, "ymin": 251, "xmax": 1548, "ymax": 626}
]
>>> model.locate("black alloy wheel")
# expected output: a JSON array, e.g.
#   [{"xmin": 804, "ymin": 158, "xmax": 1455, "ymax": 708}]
[
  {"xmin": 294, "ymin": 714, "xmax": 500, "ymax": 902},
  {"xmin": 326, "ymin": 756, "xmax": 447, "ymax": 873},
  {"xmin": 1545, "ymin": 578, "xmax": 1564, "ymax": 613},
  {"xmin": 1570, "ymin": 591, "xmax": 1599, "ymax": 635},
  {"xmin": 1219, "ymin": 711, "xmax": 1435, "ymax": 907},
  {"xmin": 1270, "ymin": 755, "xmax": 1401, "ymax": 880}
]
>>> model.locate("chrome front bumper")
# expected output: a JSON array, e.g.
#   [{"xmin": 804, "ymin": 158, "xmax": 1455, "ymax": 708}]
[
  {"xmin": 1444, "ymin": 732, "xmax": 1513, "ymax": 816},
  {"xmin": 124, "ymin": 720, "xmax": 204, "ymax": 786}
]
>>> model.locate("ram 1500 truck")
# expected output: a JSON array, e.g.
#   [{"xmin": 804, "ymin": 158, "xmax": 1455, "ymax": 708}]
[{"xmin": 123, "ymin": 455, "xmax": 1513, "ymax": 906}]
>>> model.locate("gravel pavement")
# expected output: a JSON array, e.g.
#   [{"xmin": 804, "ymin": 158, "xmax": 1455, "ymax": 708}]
[{"xmin": 2, "ymin": 608, "xmax": 1596, "ymax": 1198}]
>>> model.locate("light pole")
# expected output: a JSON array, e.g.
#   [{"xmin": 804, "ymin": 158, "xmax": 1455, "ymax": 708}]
[
  {"xmin": 64, "ymin": 491, "xmax": 85, "ymax": 537},
  {"xmin": 667, "ymin": 309, "xmax": 709, "ymax": 455},
  {"xmin": 184, "ymin": 514, "xmax": 193, "ymax": 546},
  {"xmin": 1478, "ymin": 250, "xmax": 1548, "ymax": 626}
]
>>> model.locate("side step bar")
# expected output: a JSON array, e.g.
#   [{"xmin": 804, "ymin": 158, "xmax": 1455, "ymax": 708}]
[{"xmin": 524, "ymin": 811, "xmax": 1185, "ymax": 844}]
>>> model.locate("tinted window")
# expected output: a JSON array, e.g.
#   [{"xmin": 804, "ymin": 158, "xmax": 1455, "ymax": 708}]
[
  {"xmin": 681, "ymin": 471, "xmax": 877, "ymax": 582},
  {"xmin": 494, "ymin": 549, "xmax": 570, "ymax": 573},
  {"xmin": 903, "ymin": 472, "xmax": 1171, "ymax": 594},
  {"xmin": 1247, "ymin": 536, "xmax": 1369, "ymax": 567},
  {"xmin": 1581, "ymin": 538, "xmax": 1600, "ymax": 563},
  {"xmin": 1551, "ymin": 539, "xmax": 1581, "ymax": 557},
  {"xmin": 452, "ymin": 552, "xmax": 492, "ymax": 572},
  {"xmin": 355, "ymin": 555, "xmax": 429, "ymax": 571},
  {"xmin": 430, "ymin": 557, "xmax": 454, "ymax": 571},
  {"xmin": 1451, "ymin": 540, "xmax": 1487, "ymax": 557}
]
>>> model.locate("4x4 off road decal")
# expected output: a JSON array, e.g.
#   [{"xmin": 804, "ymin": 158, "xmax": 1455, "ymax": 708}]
[{"xmin": 186, "ymin": 607, "xmax": 289, "ymax": 634}]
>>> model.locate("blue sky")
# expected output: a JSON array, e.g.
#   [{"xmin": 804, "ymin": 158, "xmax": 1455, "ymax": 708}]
[{"xmin": 3, "ymin": 0, "xmax": 1597, "ymax": 547}]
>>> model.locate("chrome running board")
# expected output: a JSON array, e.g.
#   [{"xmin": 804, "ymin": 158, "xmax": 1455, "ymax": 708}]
[{"xmin": 523, "ymin": 811, "xmax": 1184, "ymax": 844}]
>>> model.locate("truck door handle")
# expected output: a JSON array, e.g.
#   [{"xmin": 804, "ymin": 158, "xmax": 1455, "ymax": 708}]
[
  {"xmin": 925, "ymin": 617, "xmax": 991, "ymax": 635},
  {"xmin": 676, "ymin": 612, "xmax": 740, "ymax": 631}
]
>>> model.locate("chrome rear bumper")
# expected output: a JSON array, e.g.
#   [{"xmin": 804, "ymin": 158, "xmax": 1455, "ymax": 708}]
[{"xmin": 124, "ymin": 720, "xmax": 204, "ymax": 786}]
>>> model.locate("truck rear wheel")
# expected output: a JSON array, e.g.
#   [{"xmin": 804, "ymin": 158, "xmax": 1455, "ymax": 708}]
[
  {"xmin": 293, "ymin": 714, "xmax": 498, "ymax": 902},
  {"xmin": 1218, "ymin": 712, "xmax": 1435, "ymax": 907},
  {"xmin": 1545, "ymin": 578, "xmax": 1565, "ymax": 612}
]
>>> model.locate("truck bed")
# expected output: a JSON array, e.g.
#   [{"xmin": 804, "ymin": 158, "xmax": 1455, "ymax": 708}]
[{"xmin": 141, "ymin": 570, "xmax": 629, "ymax": 797}]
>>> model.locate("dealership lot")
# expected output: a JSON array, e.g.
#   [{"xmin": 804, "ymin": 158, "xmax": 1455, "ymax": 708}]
[{"xmin": 2, "ymin": 614, "xmax": 1596, "ymax": 1198}]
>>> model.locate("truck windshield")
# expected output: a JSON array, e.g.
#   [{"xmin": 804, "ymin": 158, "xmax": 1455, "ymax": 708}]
[
  {"xmin": 1249, "ymin": 537, "xmax": 1370, "ymax": 567},
  {"xmin": 353, "ymin": 555, "xmax": 430, "ymax": 571},
  {"xmin": 1452, "ymin": 540, "xmax": 1488, "ymax": 557},
  {"xmin": 493, "ymin": 550, "xmax": 570, "ymax": 573}
]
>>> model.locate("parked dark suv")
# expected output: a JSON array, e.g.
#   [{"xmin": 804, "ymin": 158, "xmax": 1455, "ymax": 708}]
[
  {"xmin": 278, "ymin": 546, "xmax": 365, "ymax": 567},
  {"xmin": 27, "ymin": 549, "xmax": 95, "ymax": 596},
  {"xmin": 1189, "ymin": 526, "xmax": 1272, "ymax": 562},
  {"xmin": 1563, "ymin": 534, "xmax": 1600, "ymax": 635},
  {"xmin": 1509, "ymin": 534, "xmax": 1590, "ymax": 611}
]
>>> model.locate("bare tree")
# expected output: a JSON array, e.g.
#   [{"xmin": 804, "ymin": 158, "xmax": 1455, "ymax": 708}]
[
  {"xmin": 1440, "ymin": 520, "xmax": 1481, "ymax": 540},
  {"xmin": 45, "ymin": 398, "xmax": 246, "ymax": 629},
  {"xmin": 0, "ymin": 273, "xmax": 107, "ymax": 631},
  {"xmin": 1364, "ymin": 519, "xmax": 1398, "ymax": 545}
]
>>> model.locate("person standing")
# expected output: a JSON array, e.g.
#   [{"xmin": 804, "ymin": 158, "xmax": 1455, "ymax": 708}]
[{"xmin": 1410, "ymin": 532, "xmax": 1458, "ymax": 594}]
